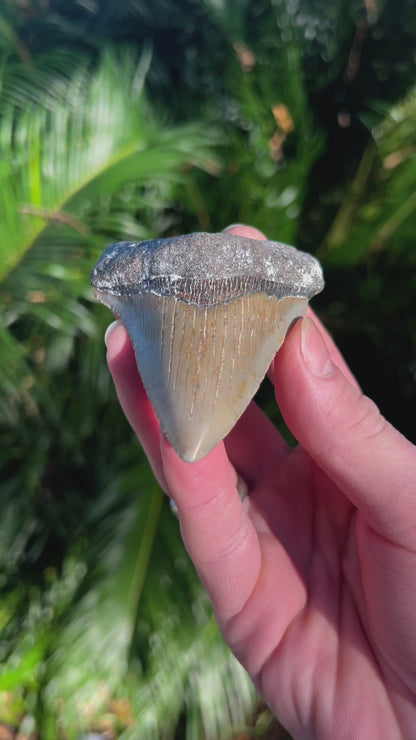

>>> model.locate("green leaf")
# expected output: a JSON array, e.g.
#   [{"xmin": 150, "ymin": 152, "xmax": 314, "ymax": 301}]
[
  {"xmin": 41, "ymin": 486, "xmax": 255, "ymax": 739},
  {"xmin": 319, "ymin": 88, "xmax": 416, "ymax": 264},
  {"xmin": 0, "ymin": 48, "xmax": 220, "ymax": 284}
]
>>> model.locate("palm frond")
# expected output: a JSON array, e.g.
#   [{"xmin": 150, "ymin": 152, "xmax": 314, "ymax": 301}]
[
  {"xmin": 0, "ymin": 42, "xmax": 255, "ymax": 740},
  {"xmin": 43, "ymin": 489, "xmax": 255, "ymax": 739},
  {"xmin": 0, "ymin": 48, "xmax": 219, "ymax": 283},
  {"xmin": 0, "ymin": 46, "xmax": 221, "ymax": 416}
]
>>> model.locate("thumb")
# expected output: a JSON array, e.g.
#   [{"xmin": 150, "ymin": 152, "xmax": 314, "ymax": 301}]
[{"xmin": 274, "ymin": 317, "xmax": 416, "ymax": 546}]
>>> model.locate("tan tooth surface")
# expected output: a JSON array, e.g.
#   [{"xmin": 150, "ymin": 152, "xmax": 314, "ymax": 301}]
[{"xmin": 117, "ymin": 292, "xmax": 307, "ymax": 461}]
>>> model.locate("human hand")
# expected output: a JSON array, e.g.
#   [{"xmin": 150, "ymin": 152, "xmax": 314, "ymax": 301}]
[{"xmin": 105, "ymin": 225, "xmax": 416, "ymax": 739}]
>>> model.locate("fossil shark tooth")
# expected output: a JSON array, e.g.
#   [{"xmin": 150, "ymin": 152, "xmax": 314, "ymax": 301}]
[{"xmin": 90, "ymin": 232, "xmax": 324, "ymax": 462}]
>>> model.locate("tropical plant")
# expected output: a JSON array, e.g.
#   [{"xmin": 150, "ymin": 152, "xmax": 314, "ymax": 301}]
[
  {"xmin": 0, "ymin": 0, "xmax": 415, "ymax": 738},
  {"xmin": 0, "ymin": 43, "xmax": 258, "ymax": 739},
  {"xmin": 314, "ymin": 87, "xmax": 416, "ymax": 443}
]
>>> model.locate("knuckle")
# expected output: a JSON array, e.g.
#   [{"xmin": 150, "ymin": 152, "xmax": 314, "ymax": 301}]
[
  {"xmin": 343, "ymin": 393, "xmax": 387, "ymax": 443},
  {"xmin": 200, "ymin": 514, "xmax": 249, "ymax": 565},
  {"xmin": 344, "ymin": 393, "xmax": 387, "ymax": 442}
]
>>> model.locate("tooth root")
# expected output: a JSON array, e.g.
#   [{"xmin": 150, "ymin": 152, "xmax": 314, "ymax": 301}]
[{"xmin": 118, "ymin": 292, "xmax": 307, "ymax": 462}]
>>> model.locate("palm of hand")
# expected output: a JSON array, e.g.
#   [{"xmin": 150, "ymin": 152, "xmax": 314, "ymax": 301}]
[
  {"xmin": 224, "ymin": 441, "xmax": 416, "ymax": 739},
  {"xmin": 156, "ymin": 303, "xmax": 416, "ymax": 739},
  {"xmin": 106, "ymin": 287, "xmax": 416, "ymax": 740}
]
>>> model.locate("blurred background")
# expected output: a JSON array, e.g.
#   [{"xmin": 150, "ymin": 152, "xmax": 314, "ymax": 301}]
[{"xmin": 0, "ymin": 0, "xmax": 415, "ymax": 738}]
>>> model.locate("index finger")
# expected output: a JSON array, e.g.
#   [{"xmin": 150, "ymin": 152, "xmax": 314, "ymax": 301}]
[
  {"xmin": 160, "ymin": 434, "xmax": 262, "ymax": 625},
  {"xmin": 106, "ymin": 319, "xmax": 168, "ymax": 492}
]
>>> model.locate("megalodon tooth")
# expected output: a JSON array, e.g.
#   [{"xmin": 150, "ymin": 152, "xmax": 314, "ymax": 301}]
[{"xmin": 90, "ymin": 231, "xmax": 324, "ymax": 462}]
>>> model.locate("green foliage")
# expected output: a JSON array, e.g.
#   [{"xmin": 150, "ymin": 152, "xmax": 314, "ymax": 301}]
[
  {"xmin": 209, "ymin": 6, "xmax": 324, "ymax": 242},
  {"xmin": 0, "ymin": 38, "xmax": 246, "ymax": 740},
  {"xmin": 313, "ymin": 89, "xmax": 416, "ymax": 442},
  {"xmin": 320, "ymin": 88, "xmax": 416, "ymax": 263},
  {"xmin": 0, "ymin": 45, "xmax": 220, "ymax": 425},
  {"xmin": 0, "ymin": 0, "xmax": 415, "ymax": 738}
]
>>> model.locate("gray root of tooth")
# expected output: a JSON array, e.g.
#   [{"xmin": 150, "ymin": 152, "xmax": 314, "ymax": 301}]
[{"xmin": 90, "ymin": 232, "xmax": 324, "ymax": 462}]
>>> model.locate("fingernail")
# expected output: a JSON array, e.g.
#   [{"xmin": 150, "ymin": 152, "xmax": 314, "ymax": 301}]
[
  {"xmin": 169, "ymin": 498, "xmax": 179, "ymax": 517},
  {"xmin": 301, "ymin": 318, "xmax": 334, "ymax": 377},
  {"xmin": 223, "ymin": 223, "xmax": 246, "ymax": 231},
  {"xmin": 104, "ymin": 318, "xmax": 122, "ymax": 347}
]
